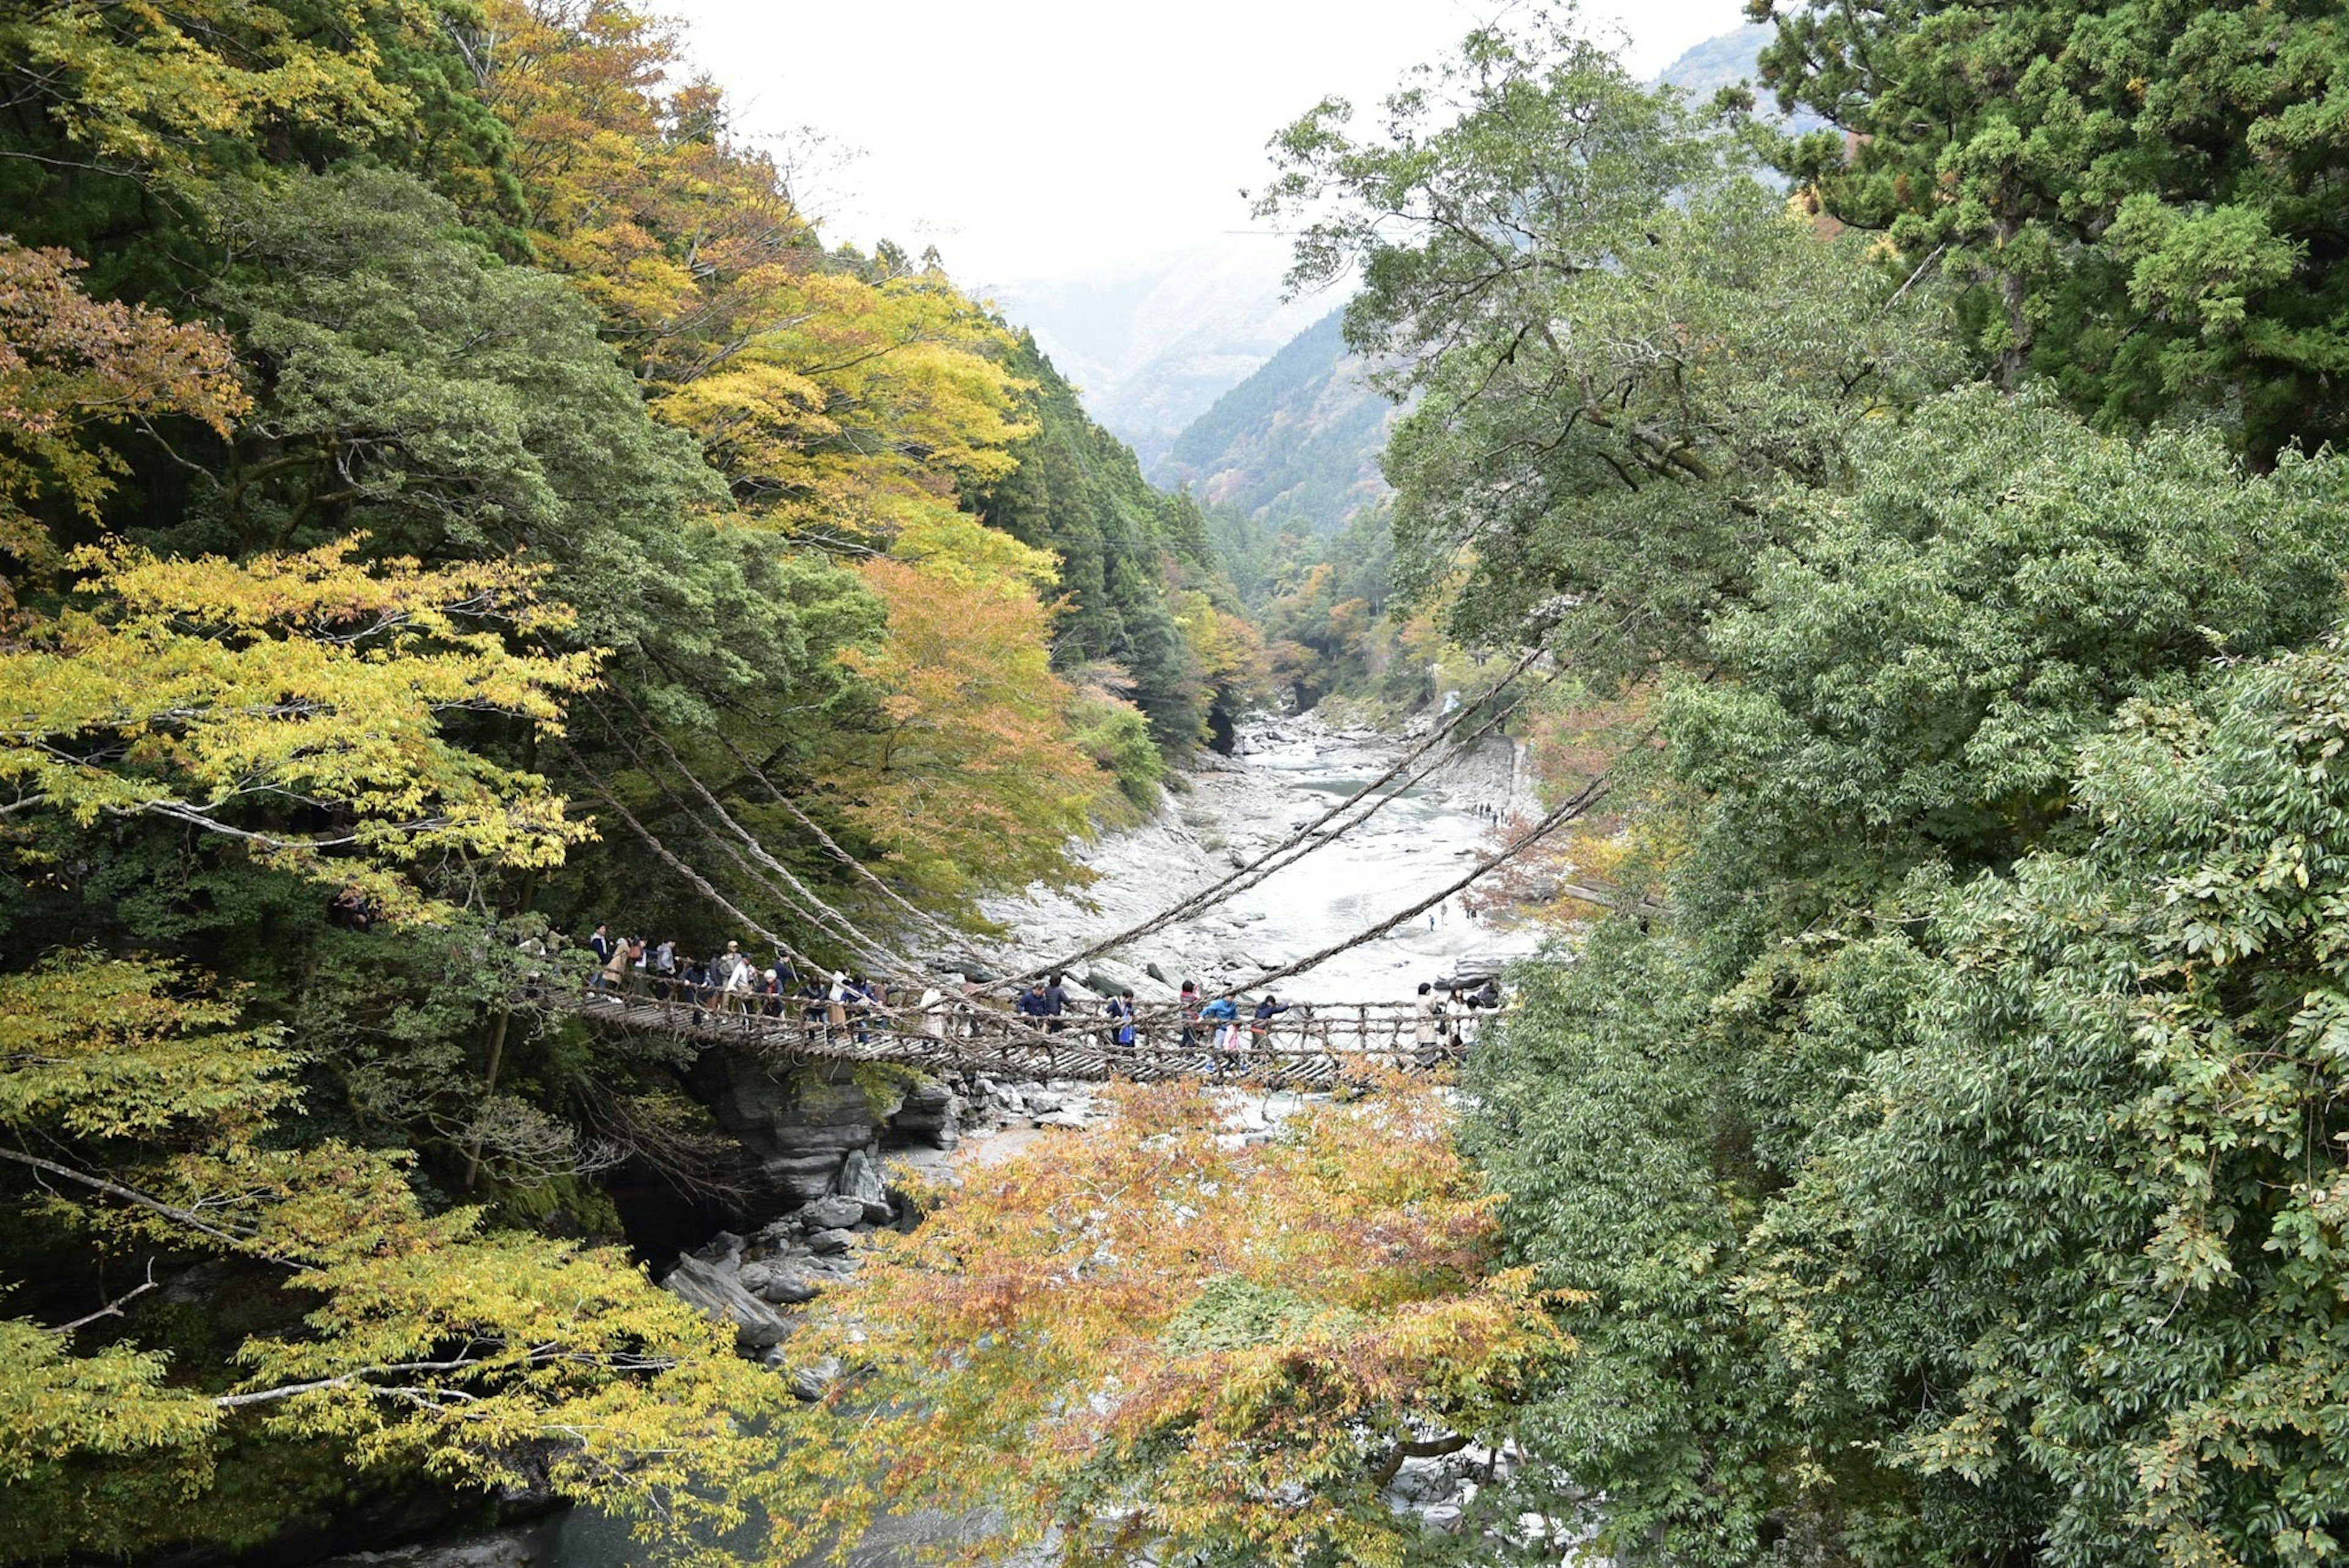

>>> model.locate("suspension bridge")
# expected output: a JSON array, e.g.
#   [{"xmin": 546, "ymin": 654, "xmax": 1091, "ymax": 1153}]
[{"xmin": 552, "ymin": 983, "xmax": 1492, "ymax": 1087}]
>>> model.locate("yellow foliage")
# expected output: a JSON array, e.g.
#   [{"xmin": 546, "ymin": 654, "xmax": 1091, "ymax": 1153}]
[
  {"xmin": 4, "ymin": 1, "xmax": 434, "ymax": 185},
  {"xmin": 0, "ymin": 954, "xmax": 799, "ymax": 1565},
  {"xmin": 0, "ymin": 237, "xmax": 249, "ymax": 608},
  {"xmin": 822, "ymin": 524, "xmax": 1102, "ymax": 899},
  {"xmin": 0, "ymin": 537, "xmax": 599, "ymax": 915},
  {"xmin": 482, "ymin": 0, "xmax": 1032, "ymax": 542}
]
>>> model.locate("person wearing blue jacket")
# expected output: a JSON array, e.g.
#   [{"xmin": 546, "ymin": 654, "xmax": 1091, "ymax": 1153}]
[{"xmin": 1198, "ymin": 992, "xmax": 1241, "ymax": 1063}]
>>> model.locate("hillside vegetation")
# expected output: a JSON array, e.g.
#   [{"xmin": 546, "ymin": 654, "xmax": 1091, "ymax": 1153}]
[{"xmin": 0, "ymin": 1, "xmax": 1251, "ymax": 1557}]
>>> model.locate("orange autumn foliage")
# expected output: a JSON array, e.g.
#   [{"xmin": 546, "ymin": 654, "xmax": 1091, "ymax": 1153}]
[{"xmin": 777, "ymin": 1074, "xmax": 1573, "ymax": 1567}]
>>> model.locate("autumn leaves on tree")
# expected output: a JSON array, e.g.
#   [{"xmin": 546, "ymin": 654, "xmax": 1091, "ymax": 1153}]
[{"xmin": 0, "ymin": 0, "xmax": 1252, "ymax": 1558}]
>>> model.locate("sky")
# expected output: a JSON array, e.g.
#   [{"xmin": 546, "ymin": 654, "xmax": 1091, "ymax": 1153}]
[{"xmin": 667, "ymin": 1, "xmax": 1751, "ymax": 286}]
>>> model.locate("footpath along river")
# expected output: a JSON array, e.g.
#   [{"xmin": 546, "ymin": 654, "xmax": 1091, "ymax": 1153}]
[{"xmin": 307, "ymin": 713, "xmax": 1539, "ymax": 1568}]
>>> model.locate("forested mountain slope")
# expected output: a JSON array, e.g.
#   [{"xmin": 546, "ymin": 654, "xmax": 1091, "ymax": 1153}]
[{"xmin": 1149, "ymin": 308, "xmax": 1395, "ymax": 537}]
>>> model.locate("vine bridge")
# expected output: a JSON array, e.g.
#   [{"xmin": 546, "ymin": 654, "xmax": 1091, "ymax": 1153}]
[{"xmin": 554, "ymin": 987, "xmax": 1485, "ymax": 1086}]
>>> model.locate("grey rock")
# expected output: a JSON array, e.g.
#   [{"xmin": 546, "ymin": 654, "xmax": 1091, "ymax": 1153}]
[
  {"xmin": 888, "ymin": 1077, "xmax": 962, "ymax": 1145},
  {"xmin": 690, "ymin": 1230, "xmax": 746, "ymax": 1266},
  {"xmin": 1144, "ymin": 960, "xmax": 1170, "ymax": 984},
  {"xmin": 860, "ymin": 1197, "xmax": 896, "ymax": 1225},
  {"xmin": 798, "ymin": 1194, "xmax": 865, "ymax": 1231},
  {"xmin": 692, "ymin": 1060, "xmax": 892, "ymax": 1204},
  {"xmin": 303, "ymin": 1524, "xmax": 558, "ymax": 1568},
  {"xmin": 1387, "ymin": 1455, "xmax": 1459, "ymax": 1505},
  {"xmin": 837, "ymin": 1145, "xmax": 886, "ymax": 1205},
  {"xmin": 660, "ymin": 1254, "xmax": 787, "ymax": 1352},
  {"xmin": 1421, "ymin": 1504, "xmax": 1464, "ymax": 1534},
  {"xmin": 755, "ymin": 1269, "xmax": 819, "ymax": 1306},
  {"xmin": 804, "ymin": 1227, "xmax": 855, "ymax": 1254},
  {"xmin": 787, "ymin": 1356, "xmax": 841, "ymax": 1402}
]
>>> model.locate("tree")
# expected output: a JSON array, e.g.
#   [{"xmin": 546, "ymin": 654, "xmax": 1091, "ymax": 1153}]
[
  {"xmin": 1753, "ymin": 0, "xmax": 2349, "ymax": 460},
  {"xmin": 1257, "ymin": 12, "xmax": 1956, "ymax": 674},
  {"xmin": 777, "ymin": 1074, "xmax": 1569, "ymax": 1567},
  {"xmin": 1739, "ymin": 623, "xmax": 2349, "ymax": 1566},
  {"xmin": 823, "ymin": 516, "xmax": 1107, "ymax": 904},
  {"xmin": 0, "ymin": 954, "xmax": 795, "ymax": 1564},
  {"xmin": 0, "ymin": 536, "xmax": 597, "ymax": 918},
  {"xmin": 0, "ymin": 237, "xmax": 248, "ymax": 609},
  {"xmin": 1466, "ymin": 388, "xmax": 2349, "ymax": 1564}
]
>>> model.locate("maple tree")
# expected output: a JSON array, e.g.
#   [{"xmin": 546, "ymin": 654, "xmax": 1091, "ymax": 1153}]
[
  {"xmin": 0, "ymin": 537, "xmax": 598, "ymax": 916},
  {"xmin": 825, "ymin": 515, "xmax": 1107, "ymax": 901},
  {"xmin": 0, "ymin": 238, "xmax": 248, "ymax": 605},
  {"xmin": 778, "ymin": 1073, "xmax": 1571, "ymax": 1567},
  {"xmin": 0, "ymin": 953, "xmax": 795, "ymax": 1565}
]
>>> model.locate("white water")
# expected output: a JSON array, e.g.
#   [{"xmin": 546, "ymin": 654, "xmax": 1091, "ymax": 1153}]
[{"xmin": 978, "ymin": 712, "xmax": 1542, "ymax": 1003}]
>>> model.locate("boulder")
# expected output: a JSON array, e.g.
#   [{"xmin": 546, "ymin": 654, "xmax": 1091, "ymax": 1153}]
[
  {"xmin": 1144, "ymin": 960, "xmax": 1170, "ymax": 984},
  {"xmin": 787, "ymin": 1356, "xmax": 841, "ymax": 1402},
  {"xmin": 836, "ymin": 1146, "xmax": 887, "ymax": 1206},
  {"xmin": 798, "ymin": 1194, "xmax": 865, "ymax": 1232},
  {"xmin": 660, "ymin": 1254, "xmax": 787, "ymax": 1352},
  {"xmin": 750, "ymin": 1267, "xmax": 819, "ymax": 1306},
  {"xmin": 689, "ymin": 1230, "xmax": 746, "ymax": 1267},
  {"xmin": 689, "ymin": 1059, "xmax": 894, "ymax": 1205},
  {"xmin": 888, "ymin": 1077, "xmax": 961, "ymax": 1146},
  {"xmin": 804, "ymin": 1227, "xmax": 855, "ymax": 1255}
]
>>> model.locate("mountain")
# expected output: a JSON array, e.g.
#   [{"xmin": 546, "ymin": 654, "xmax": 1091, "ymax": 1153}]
[
  {"xmin": 1652, "ymin": 23, "xmax": 1830, "ymax": 135},
  {"xmin": 1149, "ymin": 308, "xmax": 1396, "ymax": 537},
  {"xmin": 987, "ymin": 244, "xmax": 1337, "ymax": 469}
]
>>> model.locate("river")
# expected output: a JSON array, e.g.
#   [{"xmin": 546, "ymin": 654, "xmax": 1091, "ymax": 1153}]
[
  {"xmin": 306, "ymin": 714, "xmax": 1537, "ymax": 1568},
  {"xmin": 974, "ymin": 710, "xmax": 1541, "ymax": 1003}
]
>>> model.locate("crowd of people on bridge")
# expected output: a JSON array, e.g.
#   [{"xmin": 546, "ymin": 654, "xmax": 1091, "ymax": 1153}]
[{"xmin": 536, "ymin": 920, "xmax": 1505, "ymax": 1061}]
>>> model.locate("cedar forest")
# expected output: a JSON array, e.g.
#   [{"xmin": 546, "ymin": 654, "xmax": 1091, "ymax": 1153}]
[{"xmin": 2, "ymin": 3, "xmax": 2347, "ymax": 1567}]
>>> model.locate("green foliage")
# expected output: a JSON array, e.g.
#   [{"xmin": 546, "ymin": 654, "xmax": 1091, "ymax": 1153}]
[
  {"xmin": 1668, "ymin": 387, "xmax": 2349, "ymax": 888},
  {"xmin": 1754, "ymin": 0, "xmax": 2349, "ymax": 459},
  {"xmin": 1468, "ymin": 395, "xmax": 2349, "ymax": 1564},
  {"xmin": 979, "ymin": 333, "xmax": 1223, "ymax": 753},
  {"xmin": 1259, "ymin": 14, "xmax": 1958, "ymax": 677}
]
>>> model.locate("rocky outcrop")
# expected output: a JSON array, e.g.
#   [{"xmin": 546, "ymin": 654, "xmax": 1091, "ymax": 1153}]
[
  {"xmin": 688, "ymin": 1057, "xmax": 966, "ymax": 1205},
  {"xmin": 658, "ymin": 1254, "xmax": 787, "ymax": 1351},
  {"xmin": 885, "ymin": 1079, "xmax": 961, "ymax": 1148}
]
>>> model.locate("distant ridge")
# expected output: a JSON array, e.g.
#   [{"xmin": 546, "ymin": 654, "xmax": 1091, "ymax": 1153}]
[
  {"xmin": 1651, "ymin": 23, "xmax": 1830, "ymax": 136},
  {"xmin": 1132, "ymin": 24, "xmax": 1824, "ymax": 540},
  {"xmin": 1149, "ymin": 308, "xmax": 1395, "ymax": 538}
]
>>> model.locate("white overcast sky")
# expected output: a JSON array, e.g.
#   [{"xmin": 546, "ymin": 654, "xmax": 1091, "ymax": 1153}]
[{"xmin": 667, "ymin": 1, "xmax": 1751, "ymax": 285}]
